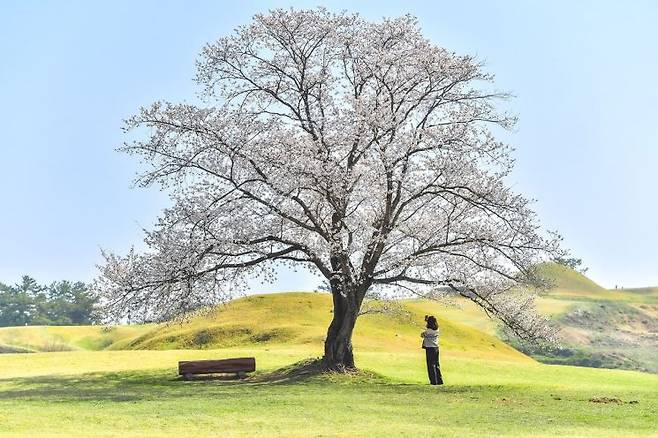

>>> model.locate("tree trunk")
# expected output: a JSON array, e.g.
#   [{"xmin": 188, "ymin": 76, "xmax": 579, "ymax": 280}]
[{"xmin": 323, "ymin": 288, "xmax": 360, "ymax": 371}]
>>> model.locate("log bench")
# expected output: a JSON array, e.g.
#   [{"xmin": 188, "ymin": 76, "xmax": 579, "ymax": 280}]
[{"xmin": 178, "ymin": 357, "xmax": 256, "ymax": 380}]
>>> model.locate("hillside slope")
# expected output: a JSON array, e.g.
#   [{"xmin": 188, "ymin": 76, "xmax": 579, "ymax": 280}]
[
  {"xmin": 2, "ymin": 265, "xmax": 656, "ymax": 372},
  {"xmin": 536, "ymin": 262, "xmax": 658, "ymax": 304},
  {"xmin": 511, "ymin": 263, "xmax": 658, "ymax": 373},
  {"xmin": 535, "ymin": 262, "xmax": 606, "ymax": 295},
  {"xmin": 0, "ymin": 324, "xmax": 151, "ymax": 353},
  {"xmin": 0, "ymin": 293, "xmax": 529, "ymax": 363}
]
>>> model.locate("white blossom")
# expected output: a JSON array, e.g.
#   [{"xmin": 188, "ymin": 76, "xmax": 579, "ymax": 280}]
[{"xmin": 96, "ymin": 8, "xmax": 562, "ymax": 345}]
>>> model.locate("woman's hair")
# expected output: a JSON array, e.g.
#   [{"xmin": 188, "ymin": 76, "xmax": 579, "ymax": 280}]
[{"xmin": 426, "ymin": 315, "xmax": 439, "ymax": 330}]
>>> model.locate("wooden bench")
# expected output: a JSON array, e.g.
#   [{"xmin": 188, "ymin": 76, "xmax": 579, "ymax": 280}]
[{"xmin": 178, "ymin": 357, "xmax": 256, "ymax": 380}]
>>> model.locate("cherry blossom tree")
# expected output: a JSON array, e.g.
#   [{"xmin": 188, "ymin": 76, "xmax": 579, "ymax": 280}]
[{"xmin": 97, "ymin": 8, "xmax": 561, "ymax": 370}]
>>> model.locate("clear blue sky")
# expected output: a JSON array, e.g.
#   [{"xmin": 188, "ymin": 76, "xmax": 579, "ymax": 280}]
[{"xmin": 1, "ymin": 0, "xmax": 657, "ymax": 289}]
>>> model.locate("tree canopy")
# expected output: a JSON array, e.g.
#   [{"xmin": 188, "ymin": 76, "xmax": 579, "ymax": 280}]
[
  {"xmin": 97, "ymin": 8, "xmax": 561, "ymax": 369},
  {"xmin": 0, "ymin": 276, "xmax": 98, "ymax": 327}
]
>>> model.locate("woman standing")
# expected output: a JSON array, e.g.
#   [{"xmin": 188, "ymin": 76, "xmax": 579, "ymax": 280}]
[{"xmin": 421, "ymin": 315, "xmax": 443, "ymax": 385}]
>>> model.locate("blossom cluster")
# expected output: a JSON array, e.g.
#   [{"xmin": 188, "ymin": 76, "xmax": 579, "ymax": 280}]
[{"xmin": 96, "ymin": 8, "xmax": 562, "ymax": 342}]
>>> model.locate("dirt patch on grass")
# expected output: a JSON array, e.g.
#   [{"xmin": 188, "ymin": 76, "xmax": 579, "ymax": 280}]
[
  {"xmin": 588, "ymin": 397, "xmax": 622, "ymax": 404},
  {"xmin": 587, "ymin": 397, "xmax": 640, "ymax": 405}
]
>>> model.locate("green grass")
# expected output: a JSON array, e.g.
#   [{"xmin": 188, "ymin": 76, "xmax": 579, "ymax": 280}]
[
  {"xmin": 1, "ymin": 290, "xmax": 657, "ymax": 436},
  {"xmin": 0, "ymin": 347, "xmax": 656, "ymax": 437}
]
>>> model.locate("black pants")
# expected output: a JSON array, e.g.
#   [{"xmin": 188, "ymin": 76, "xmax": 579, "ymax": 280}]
[{"xmin": 424, "ymin": 347, "xmax": 443, "ymax": 385}]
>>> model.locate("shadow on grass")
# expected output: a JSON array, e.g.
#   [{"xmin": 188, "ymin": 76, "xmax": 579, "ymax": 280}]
[
  {"xmin": 245, "ymin": 357, "xmax": 389, "ymax": 384},
  {"xmin": 169, "ymin": 358, "xmax": 334, "ymax": 384},
  {"xmin": 0, "ymin": 358, "xmax": 483, "ymax": 402}
]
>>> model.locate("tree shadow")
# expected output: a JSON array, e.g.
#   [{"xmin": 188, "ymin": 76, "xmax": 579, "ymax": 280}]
[
  {"xmin": 0, "ymin": 371, "xmax": 208, "ymax": 402},
  {"xmin": 245, "ymin": 357, "xmax": 341, "ymax": 384},
  {"xmin": 0, "ymin": 358, "xmax": 490, "ymax": 402}
]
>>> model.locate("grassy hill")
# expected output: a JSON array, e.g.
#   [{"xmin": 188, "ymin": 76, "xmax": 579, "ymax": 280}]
[
  {"xmin": 0, "ymin": 324, "xmax": 151, "ymax": 353},
  {"xmin": 0, "ymin": 287, "xmax": 657, "ymax": 436},
  {"xmin": 2, "ymin": 263, "xmax": 656, "ymax": 375},
  {"xmin": 502, "ymin": 263, "xmax": 658, "ymax": 373},
  {"xmin": 0, "ymin": 293, "xmax": 527, "ymax": 363},
  {"xmin": 535, "ymin": 262, "xmax": 606, "ymax": 295},
  {"xmin": 535, "ymin": 262, "xmax": 658, "ymax": 304}
]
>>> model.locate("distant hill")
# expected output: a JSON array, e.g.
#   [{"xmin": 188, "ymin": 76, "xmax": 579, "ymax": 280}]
[
  {"xmin": 0, "ymin": 324, "xmax": 151, "ymax": 354},
  {"xmin": 617, "ymin": 286, "xmax": 658, "ymax": 295},
  {"xmin": 535, "ymin": 262, "xmax": 605, "ymax": 294},
  {"xmin": 512, "ymin": 263, "xmax": 658, "ymax": 373},
  {"xmin": 536, "ymin": 262, "xmax": 658, "ymax": 304}
]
